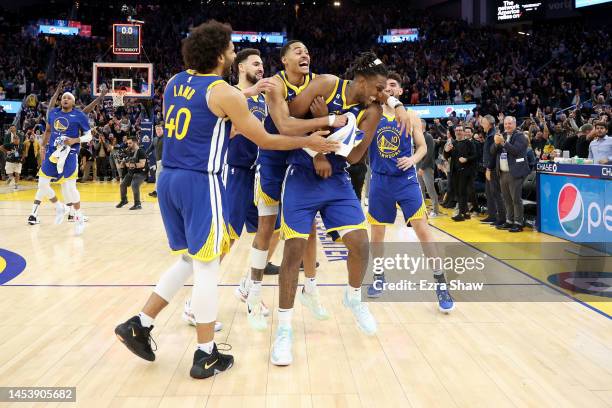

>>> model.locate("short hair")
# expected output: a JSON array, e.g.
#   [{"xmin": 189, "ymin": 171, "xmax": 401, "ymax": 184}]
[
  {"xmin": 347, "ymin": 52, "xmax": 388, "ymax": 79},
  {"xmin": 464, "ymin": 126, "xmax": 473, "ymax": 132},
  {"xmin": 387, "ymin": 71, "xmax": 402, "ymax": 85},
  {"xmin": 182, "ymin": 20, "xmax": 232, "ymax": 74},
  {"xmin": 280, "ymin": 40, "xmax": 304, "ymax": 58},
  {"xmin": 505, "ymin": 115, "xmax": 517, "ymax": 124},
  {"xmin": 455, "ymin": 125, "xmax": 464, "ymax": 131},
  {"xmin": 234, "ymin": 48, "xmax": 261, "ymax": 73},
  {"xmin": 128, "ymin": 136, "xmax": 139, "ymax": 143},
  {"xmin": 484, "ymin": 115, "xmax": 496, "ymax": 126},
  {"xmin": 594, "ymin": 121, "xmax": 608, "ymax": 130}
]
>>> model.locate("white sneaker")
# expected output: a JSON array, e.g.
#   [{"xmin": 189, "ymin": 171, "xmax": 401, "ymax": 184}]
[
  {"xmin": 182, "ymin": 299, "xmax": 223, "ymax": 331},
  {"xmin": 55, "ymin": 204, "xmax": 67, "ymax": 225},
  {"xmin": 234, "ymin": 277, "xmax": 270, "ymax": 316},
  {"xmin": 429, "ymin": 211, "xmax": 440, "ymax": 218},
  {"xmin": 270, "ymin": 326, "xmax": 293, "ymax": 366},
  {"xmin": 246, "ymin": 296, "xmax": 268, "ymax": 331},
  {"xmin": 342, "ymin": 289, "xmax": 377, "ymax": 335},
  {"xmin": 74, "ymin": 215, "xmax": 85, "ymax": 235},
  {"xmin": 28, "ymin": 214, "xmax": 40, "ymax": 225},
  {"xmin": 298, "ymin": 288, "xmax": 330, "ymax": 320}
]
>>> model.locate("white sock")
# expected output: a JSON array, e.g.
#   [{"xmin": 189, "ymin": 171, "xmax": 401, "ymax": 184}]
[
  {"xmin": 304, "ymin": 277, "xmax": 317, "ymax": 294},
  {"xmin": 251, "ymin": 247, "xmax": 268, "ymax": 270},
  {"xmin": 347, "ymin": 285, "xmax": 361, "ymax": 302},
  {"xmin": 278, "ymin": 308, "xmax": 293, "ymax": 329},
  {"xmin": 248, "ymin": 280, "xmax": 262, "ymax": 302},
  {"xmin": 55, "ymin": 201, "xmax": 64, "ymax": 210},
  {"xmin": 197, "ymin": 341, "xmax": 215, "ymax": 354},
  {"xmin": 138, "ymin": 312, "xmax": 154, "ymax": 328},
  {"xmin": 75, "ymin": 208, "xmax": 83, "ymax": 219},
  {"xmin": 31, "ymin": 203, "xmax": 40, "ymax": 216}
]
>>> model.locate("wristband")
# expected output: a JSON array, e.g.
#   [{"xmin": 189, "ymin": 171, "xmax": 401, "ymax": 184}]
[
  {"xmin": 328, "ymin": 114, "xmax": 336, "ymax": 127},
  {"xmin": 386, "ymin": 96, "xmax": 403, "ymax": 109}
]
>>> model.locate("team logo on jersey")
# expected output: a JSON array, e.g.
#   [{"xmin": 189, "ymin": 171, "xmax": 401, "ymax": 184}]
[
  {"xmin": 376, "ymin": 128, "xmax": 401, "ymax": 158},
  {"xmin": 557, "ymin": 183, "xmax": 584, "ymax": 237},
  {"xmin": 0, "ymin": 249, "xmax": 27, "ymax": 285},
  {"xmin": 54, "ymin": 117, "xmax": 70, "ymax": 132}
]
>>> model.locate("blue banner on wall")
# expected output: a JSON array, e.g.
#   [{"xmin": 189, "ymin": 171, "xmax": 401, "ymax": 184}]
[
  {"xmin": 139, "ymin": 119, "xmax": 155, "ymax": 182},
  {"xmin": 0, "ymin": 100, "xmax": 22, "ymax": 114},
  {"xmin": 539, "ymin": 174, "xmax": 611, "ymax": 242}
]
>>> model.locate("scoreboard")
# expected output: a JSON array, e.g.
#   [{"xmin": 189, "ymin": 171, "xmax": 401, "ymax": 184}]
[{"xmin": 113, "ymin": 23, "xmax": 141, "ymax": 55}]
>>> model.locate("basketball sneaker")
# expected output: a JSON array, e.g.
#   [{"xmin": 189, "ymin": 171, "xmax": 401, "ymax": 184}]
[
  {"xmin": 189, "ymin": 344, "xmax": 234, "ymax": 379},
  {"xmin": 246, "ymin": 296, "xmax": 268, "ymax": 331},
  {"xmin": 342, "ymin": 289, "xmax": 377, "ymax": 335},
  {"xmin": 74, "ymin": 214, "xmax": 86, "ymax": 236},
  {"xmin": 114, "ymin": 316, "xmax": 157, "ymax": 361},
  {"xmin": 234, "ymin": 277, "xmax": 270, "ymax": 316},
  {"xmin": 436, "ymin": 284, "xmax": 455, "ymax": 313},
  {"xmin": 270, "ymin": 326, "xmax": 293, "ymax": 366},
  {"xmin": 366, "ymin": 274, "xmax": 386, "ymax": 298},
  {"xmin": 182, "ymin": 299, "xmax": 223, "ymax": 332},
  {"xmin": 27, "ymin": 214, "xmax": 40, "ymax": 225},
  {"xmin": 298, "ymin": 288, "xmax": 329, "ymax": 320},
  {"xmin": 54, "ymin": 204, "xmax": 67, "ymax": 225}
]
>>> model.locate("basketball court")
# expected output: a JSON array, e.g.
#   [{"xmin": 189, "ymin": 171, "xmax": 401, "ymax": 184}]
[{"xmin": 1, "ymin": 182, "xmax": 610, "ymax": 408}]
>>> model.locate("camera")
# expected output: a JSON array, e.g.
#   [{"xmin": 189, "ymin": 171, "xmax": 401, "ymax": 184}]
[{"xmin": 121, "ymin": 4, "xmax": 137, "ymax": 16}]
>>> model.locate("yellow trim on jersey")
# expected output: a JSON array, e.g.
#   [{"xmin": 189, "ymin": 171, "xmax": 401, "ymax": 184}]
[
  {"xmin": 406, "ymin": 202, "xmax": 427, "ymax": 222},
  {"xmin": 326, "ymin": 221, "xmax": 367, "ymax": 233},
  {"xmin": 229, "ymin": 224, "xmax": 240, "ymax": 241},
  {"xmin": 280, "ymin": 214, "xmax": 309, "ymax": 240},
  {"xmin": 191, "ymin": 221, "xmax": 231, "ymax": 262},
  {"xmin": 356, "ymin": 110, "xmax": 366, "ymax": 126},
  {"xmin": 186, "ymin": 69, "xmax": 217, "ymax": 77},
  {"xmin": 366, "ymin": 212, "xmax": 393, "ymax": 226},
  {"xmin": 382, "ymin": 113, "xmax": 396, "ymax": 121},
  {"xmin": 325, "ymin": 78, "xmax": 340, "ymax": 104},
  {"xmin": 37, "ymin": 167, "xmax": 78, "ymax": 184},
  {"xmin": 255, "ymin": 178, "xmax": 279, "ymax": 207},
  {"xmin": 279, "ymin": 71, "xmax": 312, "ymax": 95},
  {"xmin": 207, "ymin": 80, "xmax": 226, "ymax": 92},
  {"xmin": 341, "ymin": 80, "xmax": 359, "ymax": 110}
]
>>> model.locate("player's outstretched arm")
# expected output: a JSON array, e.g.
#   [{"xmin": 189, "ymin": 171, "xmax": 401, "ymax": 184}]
[
  {"xmin": 266, "ymin": 76, "xmax": 346, "ymax": 135},
  {"xmin": 347, "ymin": 103, "xmax": 382, "ymax": 164},
  {"xmin": 46, "ymin": 81, "xmax": 63, "ymax": 122},
  {"xmin": 83, "ymin": 88, "xmax": 108, "ymax": 114},
  {"xmin": 210, "ymin": 83, "xmax": 338, "ymax": 153}
]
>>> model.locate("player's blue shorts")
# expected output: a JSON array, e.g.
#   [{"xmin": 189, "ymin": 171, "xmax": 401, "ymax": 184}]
[
  {"xmin": 38, "ymin": 153, "xmax": 78, "ymax": 183},
  {"xmin": 281, "ymin": 164, "xmax": 366, "ymax": 240},
  {"xmin": 225, "ymin": 165, "xmax": 258, "ymax": 240},
  {"xmin": 367, "ymin": 172, "xmax": 427, "ymax": 225},
  {"xmin": 158, "ymin": 167, "xmax": 230, "ymax": 262},
  {"xmin": 255, "ymin": 164, "xmax": 287, "ymax": 207}
]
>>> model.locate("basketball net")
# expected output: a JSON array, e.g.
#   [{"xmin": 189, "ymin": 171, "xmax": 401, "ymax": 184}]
[{"xmin": 112, "ymin": 90, "xmax": 127, "ymax": 108}]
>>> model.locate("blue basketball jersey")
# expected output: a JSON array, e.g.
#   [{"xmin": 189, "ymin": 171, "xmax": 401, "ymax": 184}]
[
  {"xmin": 258, "ymin": 71, "xmax": 316, "ymax": 166},
  {"xmin": 162, "ymin": 70, "xmax": 231, "ymax": 174},
  {"xmin": 227, "ymin": 91, "xmax": 266, "ymax": 168},
  {"xmin": 46, "ymin": 107, "xmax": 90, "ymax": 155},
  {"xmin": 369, "ymin": 113, "xmax": 416, "ymax": 177},
  {"xmin": 288, "ymin": 78, "xmax": 365, "ymax": 173}
]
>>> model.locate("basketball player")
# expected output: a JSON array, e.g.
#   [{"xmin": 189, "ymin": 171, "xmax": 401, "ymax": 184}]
[
  {"xmin": 182, "ymin": 48, "xmax": 276, "ymax": 328},
  {"xmin": 114, "ymin": 21, "xmax": 337, "ymax": 379},
  {"xmin": 268, "ymin": 52, "xmax": 415, "ymax": 366},
  {"xmin": 365, "ymin": 72, "xmax": 454, "ymax": 313},
  {"xmin": 46, "ymin": 81, "xmax": 107, "ymax": 223},
  {"xmin": 243, "ymin": 40, "xmax": 348, "ymax": 330},
  {"xmin": 28, "ymin": 92, "xmax": 92, "ymax": 236}
]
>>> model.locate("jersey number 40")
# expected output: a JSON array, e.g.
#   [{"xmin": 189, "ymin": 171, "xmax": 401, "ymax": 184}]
[{"xmin": 164, "ymin": 105, "xmax": 192, "ymax": 140}]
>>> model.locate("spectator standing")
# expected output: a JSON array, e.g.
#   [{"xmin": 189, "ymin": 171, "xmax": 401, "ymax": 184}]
[
  {"xmin": 446, "ymin": 125, "xmax": 477, "ymax": 221},
  {"xmin": 148, "ymin": 124, "xmax": 164, "ymax": 198},
  {"xmin": 1, "ymin": 132, "xmax": 24, "ymax": 190},
  {"xmin": 93, "ymin": 133, "xmax": 111, "ymax": 181},
  {"xmin": 481, "ymin": 115, "xmax": 505, "ymax": 225},
  {"xmin": 116, "ymin": 136, "xmax": 147, "ymax": 210},
  {"xmin": 417, "ymin": 119, "xmax": 440, "ymax": 216},
  {"xmin": 576, "ymin": 124, "xmax": 593, "ymax": 159},
  {"xmin": 22, "ymin": 130, "xmax": 41, "ymax": 179},
  {"xmin": 492, "ymin": 117, "xmax": 530, "ymax": 233}
]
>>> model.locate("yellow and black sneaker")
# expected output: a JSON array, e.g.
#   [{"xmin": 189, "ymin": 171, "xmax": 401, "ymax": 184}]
[
  {"xmin": 114, "ymin": 316, "xmax": 157, "ymax": 362},
  {"xmin": 189, "ymin": 344, "xmax": 234, "ymax": 379}
]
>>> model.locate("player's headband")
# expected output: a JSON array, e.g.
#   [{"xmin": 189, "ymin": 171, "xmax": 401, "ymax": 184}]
[{"xmin": 62, "ymin": 92, "xmax": 75, "ymax": 102}]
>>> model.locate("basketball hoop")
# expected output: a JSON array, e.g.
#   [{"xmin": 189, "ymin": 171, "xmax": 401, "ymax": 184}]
[{"xmin": 112, "ymin": 90, "xmax": 127, "ymax": 108}]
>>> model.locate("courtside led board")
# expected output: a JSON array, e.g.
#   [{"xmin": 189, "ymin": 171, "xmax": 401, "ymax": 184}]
[{"xmin": 113, "ymin": 23, "xmax": 141, "ymax": 55}]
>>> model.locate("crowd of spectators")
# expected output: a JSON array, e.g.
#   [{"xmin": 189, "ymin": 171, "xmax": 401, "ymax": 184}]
[{"xmin": 1, "ymin": 2, "xmax": 610, "ymax": 229}]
